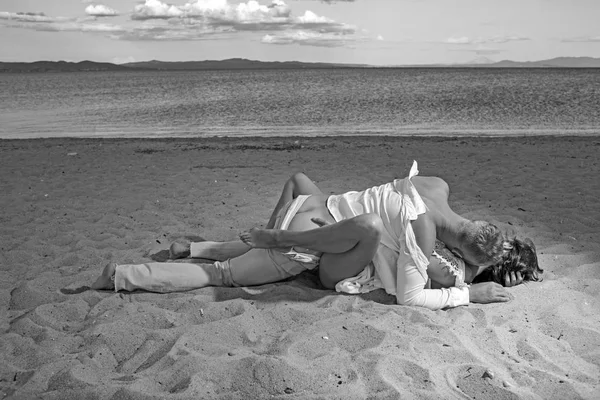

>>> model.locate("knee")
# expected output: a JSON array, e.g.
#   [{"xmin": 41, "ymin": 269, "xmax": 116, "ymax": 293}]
[
  {"xmin": 319, "ymin": 270, "xmax": 337, "ymax": 290},
  {"xmin": 287, "ymin": 172, "xmax": 309, "ymax": 186},
  {"xmin": 355, "ymin": 213, "xmax": 384, "ymax": 241}
]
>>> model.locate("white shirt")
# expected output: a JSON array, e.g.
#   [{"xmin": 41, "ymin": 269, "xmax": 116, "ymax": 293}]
[{"xmin": 327, "ymin": 161, "xmax": 470, "ymax": 310}]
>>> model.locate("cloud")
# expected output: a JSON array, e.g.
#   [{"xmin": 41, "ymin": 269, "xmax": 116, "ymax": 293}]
[
  {"xmin": 444, "ymin": 36, "xmax": 470, "ymax": 44},
  {"xmin": 132, "ymin": 0, "xmax": 185, "ymax": 20},
  {"xmin": 1, "ymin": 0, "xmax": 366, "ymax": 46},
  {"xmin": 441, "ymin": 35, "xmax": 520, "ymax": 56},
  {"xmin": 486, "ymin": 35, "xmax": 529, "ymax": 44},
  {"xmin": 449, "ymin": 46, "xmax": 502, "ymax": 55},
  {"xmin": 443, "ymin": 35, "xmax": 529, "ymax": 45},
  {"xmin": 37, "ymin": 23, "xmax": 125, "ymax": 32},
  {"xmin": 85, "ymin": 4, "xmax": 119, "ymax": 17},
  {"xmin": 109, "ymin": 23, "xmax": 234, "ymax": 41},
  {"xmin": 296, "ymin": 10, "xmax": 332, "ymax": 24},
  {"xmin": 131, "ymin": 0, "xmax": 292, "ymax": 21},
  {"xmin": 561, "ymin": 36, "xmax": 600, "ymax": 42},
  {"xmin": 474, "ymin": 48, "xmax": 501, "ymax": 55},
  {"xmin": 129, "ymin": 0, "xmax": 352, "ymax": 31},
  {"xmin": 112, "ymin": 56, "xmax": 136, "ymax": 64},
  {"xmin": 0, "ymin": 11, "xmax": 72, "ymax": 23},
  {"xmin": 0, "ymin": 11, "xmax": 125, "ymax": 32},
  {"xmin": 261, "ymin": 30, "xmax": 349, "ymax": 47},
  {"xmin": 127, "ymin": 0, "xmax": 356, "ymax": 36}
]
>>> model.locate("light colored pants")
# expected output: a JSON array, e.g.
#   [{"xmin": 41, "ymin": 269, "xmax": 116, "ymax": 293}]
[{"xmin": 113, "ymin": 195, "xmax": 320, "ymax": 293}]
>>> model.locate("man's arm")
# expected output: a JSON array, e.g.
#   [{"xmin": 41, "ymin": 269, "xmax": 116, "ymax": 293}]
[{"xmin": 398, "ymin": 214, "xmax": 511, "ymax": 309}]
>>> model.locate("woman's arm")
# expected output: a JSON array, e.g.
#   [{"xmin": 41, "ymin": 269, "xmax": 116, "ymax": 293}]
[
  {"xmin": 395, "ymin": 214, "xmax": 470, "ymax": 309},
  {"xmin": 428, "ymin": 242, "xmax": 482, "ymax": 288},
  {"xmin": 427, "ymin": 256, "xmax": 457, "ymax": 288}
]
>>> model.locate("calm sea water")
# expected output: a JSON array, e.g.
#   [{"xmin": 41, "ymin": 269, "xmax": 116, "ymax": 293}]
[{"xmin": 1, "ymin": 68, "xmax": 599, "ymax": 139}]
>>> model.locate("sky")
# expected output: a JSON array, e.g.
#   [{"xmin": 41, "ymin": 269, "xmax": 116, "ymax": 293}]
[{"xmin": 1, "ymin": 0, "xmax": 599, "ymax": 66}]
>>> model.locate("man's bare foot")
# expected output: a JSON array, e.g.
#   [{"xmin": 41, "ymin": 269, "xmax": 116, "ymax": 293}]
[
  {"xmin": 169, "ymin": 241, "xmax": 191, "ymax": 259},
  {"xmin": 239, "ymin": 228, "xmax": 280, "ymax": 248},
  {"xmin": 91, "ymin": 262, "xmax": 117, "ymax": 290}
]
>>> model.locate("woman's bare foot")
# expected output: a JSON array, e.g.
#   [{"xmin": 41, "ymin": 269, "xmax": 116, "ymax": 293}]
[
  {"xmin": 91, "ymin": 262, "xmax": 117, "ymax": 290},
  {"xmin": 169, "ymin": 241, "xmax": 191, "ymax": 259},
  {"xmin": 239, "ymin": 228, "xmax": 281, "ymax": 248}
]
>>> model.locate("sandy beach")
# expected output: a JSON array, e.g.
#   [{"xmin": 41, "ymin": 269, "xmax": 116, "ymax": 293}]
[{"xmin": 1, "ymin": 135, "xmax": 599, "ymax": 399}]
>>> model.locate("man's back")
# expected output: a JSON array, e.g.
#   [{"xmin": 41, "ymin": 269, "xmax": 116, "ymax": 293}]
[{"xmin": 411, "ymin": 176, "xmax": 451, "ymax": 215}]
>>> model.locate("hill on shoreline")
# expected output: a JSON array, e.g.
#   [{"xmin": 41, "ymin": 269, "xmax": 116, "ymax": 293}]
[
  {"xmin": 0, "ymin": 60, "xmax": 132, "ymax": 73},
  {"xmin": 0, "ymin": 58, "xmax": 367, "ymax": 73},
  {"xmin": 459, "ymin": 56, "xmax": 600, "ymax": 68},
  {"xmin": 1, "ymin": 56, "xmax": 600, "ymax": 72},
  {"xmin": 123, "ymin": 58, "xmax": 368, "ymax": 70}
]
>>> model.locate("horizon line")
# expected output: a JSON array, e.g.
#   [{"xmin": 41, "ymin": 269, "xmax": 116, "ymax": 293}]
[{"xmin": 2, "ymin": 55, "xmax": 600, "ymax": 69}]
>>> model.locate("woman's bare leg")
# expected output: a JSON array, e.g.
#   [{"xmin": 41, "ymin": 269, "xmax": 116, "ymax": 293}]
[
  {"xmin": 241, "ymin": 213, "xmax": 384, "ymax": 289},
  {"xmin": 266, "ymin": 172, "xmax": 323, "ymax": 229},
  {"xmin": 170, "ymin": 172, "xmax": 324, "ymax": 260}
]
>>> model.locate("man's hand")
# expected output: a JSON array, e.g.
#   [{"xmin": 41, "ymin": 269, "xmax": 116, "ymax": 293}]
[
  {"xmin": 504, "ymin": 271, "xmax": 523, "ymax": 287},
  {"xmin": 469, "ymin": 282, "xmax": 513, "ymax": 304}
]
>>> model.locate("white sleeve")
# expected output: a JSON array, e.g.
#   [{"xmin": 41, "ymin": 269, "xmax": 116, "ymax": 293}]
[{"xmin": 396, "ymin": 257, "xmax": 470, "ymax": 310}]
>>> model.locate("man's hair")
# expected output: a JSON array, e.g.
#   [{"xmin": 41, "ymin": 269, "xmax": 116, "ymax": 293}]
[{"xmin": 459, "ymin": 220, "xmax": 505, "ymax": 265}]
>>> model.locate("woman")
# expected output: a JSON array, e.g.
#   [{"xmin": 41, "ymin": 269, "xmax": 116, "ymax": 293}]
[
  {"xmin": 472, "ymin": 238, "xmax": 542, "ymax": 286},
  {"xmin": 92, "ymin": 161, "xmax": 542, "ymax": 310}
]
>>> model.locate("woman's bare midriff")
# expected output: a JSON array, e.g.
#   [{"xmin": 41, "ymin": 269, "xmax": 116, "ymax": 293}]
[{"xmin": 287, "ymin": 194, "xmax": 336, "ymax": 233}]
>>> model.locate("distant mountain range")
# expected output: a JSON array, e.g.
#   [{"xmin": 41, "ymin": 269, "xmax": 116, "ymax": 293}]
[
  {"xmin": 0, "ymin": 58, "xmax": 367, "ymax": 73},
  {"xmin": 123, "ymin": 58, "xmax": 368, "ymax": 70},
  {"xmin": 0, "ymin": 60, "xmax": 131, "ymax": 73},
  {"xmin": 1, "ymin": 56, "xmax": 600, "ymax": 72},
  {"xmin": 453, "ymin": 56, "xmax": 600, "ymax": 68}
]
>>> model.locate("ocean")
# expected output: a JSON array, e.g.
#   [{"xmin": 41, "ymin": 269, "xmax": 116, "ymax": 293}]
[{"xmin": 1, "ymin": 68, "xmax": 599, "ymax": 139}]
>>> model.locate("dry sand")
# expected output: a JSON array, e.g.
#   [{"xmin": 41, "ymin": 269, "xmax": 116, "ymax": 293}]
[{"xmin": 1, "ymin": 136, "xmax": 599, "ymax": 399}]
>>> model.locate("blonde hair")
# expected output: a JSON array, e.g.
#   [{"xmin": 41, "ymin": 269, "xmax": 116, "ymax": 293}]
[{"xmin": 459, "ymin": 220, "xmax": 505, "ymax": 265}]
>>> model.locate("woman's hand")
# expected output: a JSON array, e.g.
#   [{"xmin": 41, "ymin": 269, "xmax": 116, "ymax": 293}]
[
  {"xmin": 311, "ymin": 217, "xmax": 331, "ymax": 227},
  {"xmin": 469, "ymin": 282, "xmax": 513, "ymax": 304},
  {"xmin": 504, "ymin": 271, "xmax": 524, "ymax": 287}
]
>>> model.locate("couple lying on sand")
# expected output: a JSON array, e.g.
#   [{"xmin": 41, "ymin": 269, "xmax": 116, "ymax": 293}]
[{"xmin": 93, "ymin": 161, "xmax": 542, "ymax": 310}]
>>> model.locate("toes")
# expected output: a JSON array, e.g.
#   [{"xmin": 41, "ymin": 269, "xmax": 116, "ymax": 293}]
[
  {"xmin": 104, "ymin": 262, "xmax": 117, "ymax": 277},
  {"xmin": 91, "ymin": 263, "xmax": 116, "ymax": 290},
  {"xmin": 169, "ymin": 242, "xmax": 190, "ymax": 259},
  {"xmin": 91, "ymin": 277, "xmax": 111, "ymax": 290},
  {"xmin": 238, "ymin": 233, "xmax": 254, "ymax": 247}
]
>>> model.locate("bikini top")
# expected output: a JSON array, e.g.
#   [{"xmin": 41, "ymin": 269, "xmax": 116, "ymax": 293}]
[{"xmin": 431, "ymin": 240, "xmax": 467, "ymax": 288}]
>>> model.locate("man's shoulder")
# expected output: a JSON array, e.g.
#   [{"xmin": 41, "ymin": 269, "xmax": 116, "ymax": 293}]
[{"xmin": 412, "ymin": 176, "xmax": 450, "ymax": 196}]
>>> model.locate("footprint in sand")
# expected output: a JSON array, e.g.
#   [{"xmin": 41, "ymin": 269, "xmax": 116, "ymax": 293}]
[
  {"xmin": 446, "ymin": 364, "xmax": 518, "ymax": 400},
  {"xmin": 60, "ymin": 285, "xmax": 91, "ymax": 295}
]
